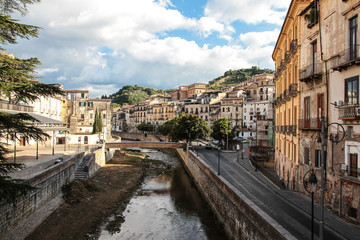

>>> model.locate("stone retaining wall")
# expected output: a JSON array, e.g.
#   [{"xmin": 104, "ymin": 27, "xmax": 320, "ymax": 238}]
[
  {"xmin": 0, "ymin": 144, "xmax": 113, "ymax": 239},
  {"xmin": 176, "ymin": 148, "xmax": 288, "ymax": 240}
]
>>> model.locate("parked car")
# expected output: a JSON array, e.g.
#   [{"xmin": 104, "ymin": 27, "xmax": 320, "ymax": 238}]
[
  {"xmin": 205, "ymin": 144, "xmax": 213, "ymax": 150},
  {"xmin": 54, "ymin": 158, "xmax": 64, "ymax": 165}
]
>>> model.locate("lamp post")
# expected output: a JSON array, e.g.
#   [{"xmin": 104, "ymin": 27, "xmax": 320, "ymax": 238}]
[
  {"xmin": 304, "ymin": 170, "xmax": 318, "ymax": 240},
  {"xmin": 217, "ymin": 143, "xmax": 221, "ymax": 175}
]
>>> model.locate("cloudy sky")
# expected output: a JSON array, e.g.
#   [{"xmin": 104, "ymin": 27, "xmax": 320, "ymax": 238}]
[{"xmin": 8, "ymin": 0, "xmax": 290, "ymax": 97}]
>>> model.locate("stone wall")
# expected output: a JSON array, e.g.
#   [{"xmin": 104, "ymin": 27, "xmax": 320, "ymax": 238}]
[
  {"xmin": 176, "ymin": 148, "xmax": 290, "ymax": 240},
  {"xmin": 0, "ymin": 144, "xmax": 113, "ymax": 239}
]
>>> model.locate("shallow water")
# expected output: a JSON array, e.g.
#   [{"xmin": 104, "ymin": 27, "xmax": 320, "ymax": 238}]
[{"xmin": 98, "ymin": 150, "xmax": 225, "ymax": 240}]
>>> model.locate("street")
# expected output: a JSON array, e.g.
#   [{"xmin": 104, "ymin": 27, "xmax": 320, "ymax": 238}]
[{"xmin": 195, "ymin": 146, "xmax": 359, "ymax": 240}]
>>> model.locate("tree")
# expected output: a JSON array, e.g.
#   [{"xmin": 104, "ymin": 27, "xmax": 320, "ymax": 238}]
[
  {"xmin": 137, "ymin": 122, "xmax": 153, "ymax": 132},
  {"xmin": 211, "ymin": 118, "xmax": 235, "ymax": 147},
  {"xmin": 169, "ymin": 113, "xmax": 210, "ymax": 143},
  {"xmin": 97, "ymin": 110, "xmax": 103, "ymax": 133},
  {"xmin": 0, "ymin": 0, "xmax": 63, "ymax": 203},
  {"xmin": 92, "ymin": 109, "xmax": 99, "ymax": 134},
  {"xmin": 157, "ymin": 118, "xmax": 176, "ymax": 136}
]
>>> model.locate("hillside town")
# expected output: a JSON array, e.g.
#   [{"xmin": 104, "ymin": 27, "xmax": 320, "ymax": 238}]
[{"xmin": 1, "ymin": 0, "xmax": 360, "ymax": 239}]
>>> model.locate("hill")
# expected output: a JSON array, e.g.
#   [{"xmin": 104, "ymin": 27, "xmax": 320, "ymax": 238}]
[
  {"xmin": 103, "ymin": 85, "xmax": 175, "ymax": 107},
  {"xmin": 106, "ymin": 67, "xmax": 274, "ymax": 106},
  {"xmin": 207, "ymin": 66, "xmax": 274, "ymax": 90}
]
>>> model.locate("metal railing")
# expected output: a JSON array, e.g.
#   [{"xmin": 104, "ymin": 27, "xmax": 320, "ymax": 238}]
[
  {"xmin": 290, "ymin": 39, "xmax": 298, "ymax": 52},
  {"xmin": 298, "ymin": 118, "xmax": 325, "ymax": 130},
  {"xmin": 289, "ymin": 83, "xmax": 298, "ymax": 96},
  {"xmin": 299, "ymin": 62, "xmax": 323, "ymax": 82},
  {"xmin": 331, "ymin": 45, "xmax": 360, "ymax": 70},
  {"xmin": 338, "ymin": 104, "xmax": 360, "ymax": 119}
]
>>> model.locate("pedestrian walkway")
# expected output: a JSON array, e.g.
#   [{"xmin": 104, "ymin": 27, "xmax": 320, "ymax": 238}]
[
  {"xmin": 219, "ymin": 150, "xmax": 360, "ymax": 240},
  {"xmin": 5, "ymin": 144, "xmax": 101, "ymax": 180}
]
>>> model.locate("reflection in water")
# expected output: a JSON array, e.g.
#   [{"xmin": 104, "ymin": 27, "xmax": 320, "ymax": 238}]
[{"xmin": 99, "ymin": 151, "xmax": 225, "ymax": 240}]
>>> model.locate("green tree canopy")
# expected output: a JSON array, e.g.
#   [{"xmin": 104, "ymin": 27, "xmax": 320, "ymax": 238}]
[
  {"xmin": 211, "ymin": 118, "xmax": 235, "ymax": 143},
  {"xmin": 137, "ymin": 122, "xmax": 154, "ymax": 132},
  {"xmin": 157, "ymin": 118, "xmax": 176, "ymax": 136},
  {"xmin": 0, "ymin": 0, "xmax": 63, "ymax": 204},
  {"xmin": 169, "ymin": 113, "xmax": 210, "ymax": 143}
]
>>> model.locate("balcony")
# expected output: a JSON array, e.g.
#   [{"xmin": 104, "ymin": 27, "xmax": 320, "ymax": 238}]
[
  {"xmin": 299, "ymin": 62, "xmax": 323, "ymax": 82},
  {"xmin": 331, "ymin": 45, "xmax": 360, "ymax": 71},
  {"xmin": 280, "ymin": 93, "xmax": 285, "ymax": 103},
  {"xmin": 338, "ymin": 104, "xmax": 360, "ymax": 120},
  {"xmin": 290, "ymin": 39, "xmax": 298, "ymax": 53},
  {"xmin": 284, "ymin": 89, "xmax": 291, "ymax": 100},
  {"xmin": 280, "ymin": 60, "xmax": 285, "ymax": 69},
  {"xmin": 298, "ymin": 118, "xmax": 325, "ymax": 131},
  {"xmin": 287, "ymin": 125, "xmax": 297, "ymax": 135},
  {"xmin": 285, "ymin": 51, "xmax": 290, "ymax": 62},
  {"xmin": 289, "ymin": 83, "xmax": 298, "ymax": 96}
]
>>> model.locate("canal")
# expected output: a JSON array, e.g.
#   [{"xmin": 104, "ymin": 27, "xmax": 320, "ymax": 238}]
[{"xmin": 99, "ymin": 150, "xmax": 226, "ymax": 240}]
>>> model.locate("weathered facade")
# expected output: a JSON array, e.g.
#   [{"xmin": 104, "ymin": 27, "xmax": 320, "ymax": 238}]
[
  {"xmin": 274, "ymin": 0, "xmax": 360, "ymax": 223},
  {"xmin": 273, "ymin": 0, "xmax": 305, "ymax": 190}
]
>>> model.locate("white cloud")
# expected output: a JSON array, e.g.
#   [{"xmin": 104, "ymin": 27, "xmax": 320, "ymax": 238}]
[
  {"xmin": 205, "ymin": 0, "xmax": 290, "ymax": 25},
  {"xmin": 36, "ymin": 67, "xmax": 58, "ymax": 75},
  {"xmin": 6, "ymin": 0, "xmax": 280, "ymax": 97},
  {"xmin": 239, "ymin": 29, "xmax": 280, "ymax": 47}
]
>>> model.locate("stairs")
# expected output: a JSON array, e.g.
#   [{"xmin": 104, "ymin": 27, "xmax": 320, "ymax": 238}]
[
  {"xmin": 74, "ymin": 154, "xmax": 92, "ymax": 179},
  {"xmin": 74, "ymin": 168, "xmax": 88, "ymax": 179}
]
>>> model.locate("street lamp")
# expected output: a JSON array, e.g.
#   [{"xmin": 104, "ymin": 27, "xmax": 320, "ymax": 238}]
[
  {"xmin": 304, "ymin": 170, "xmax": 318, "ymax": 240},
  {"xmin": 217, "ymin": 143, "xmax": 221, "ymax": 175}
]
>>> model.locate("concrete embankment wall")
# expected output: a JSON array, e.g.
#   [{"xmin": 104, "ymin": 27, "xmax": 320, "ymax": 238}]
[
  {"xmin": 0, "ymin": 145, "xmax": 114, "ymax": 239},
  {"xmin": 176, "ymin": 148, "xmax": 288, "ymax": 240}
]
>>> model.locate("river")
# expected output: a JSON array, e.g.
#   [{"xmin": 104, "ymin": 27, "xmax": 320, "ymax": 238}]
[{"xmin": 98, "ymin": 150, "xmax": 226, "ymax": 240}]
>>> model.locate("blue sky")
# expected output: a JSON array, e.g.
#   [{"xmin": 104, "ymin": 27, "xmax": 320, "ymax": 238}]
[{"xmin": 7, "ymin": 0, "xmax": 290, "ymax": 97}]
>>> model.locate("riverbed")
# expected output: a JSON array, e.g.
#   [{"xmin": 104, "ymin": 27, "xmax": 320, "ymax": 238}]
[{"xmin": 99, "ymin": 150, "xmax": 225, "ymax": 240}]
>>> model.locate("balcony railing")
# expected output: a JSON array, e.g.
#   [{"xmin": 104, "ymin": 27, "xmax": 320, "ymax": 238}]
[
  {"xmin": 289, "ymin": 83, "xmax": 298, "ymax": 96},
  {"xmin": 290, "ymin": 39, "xmax": 298, "ymax": 53},
  {"xmin": 331, "ymin": 45, "xmax": 360, "ymax": 71},
  {"xmin": 298, "ymin": 118, "xmax": 325, "ymax": 131},
  {"xmin": 299, "ymin": 62, "xmax": 323, "ymax": 82},
  {"xmin": 284, "ymin": 89, "xmax": 291, "ymax": 100},
  {"xmin": 338, "ymin": 104, "xmax": 360, "ymax": 119}
]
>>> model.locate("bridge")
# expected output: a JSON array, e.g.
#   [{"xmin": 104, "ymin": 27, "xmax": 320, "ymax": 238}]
[{"xmin": 105, "ymin": 141, "xmax": 186, "ymax": 149}]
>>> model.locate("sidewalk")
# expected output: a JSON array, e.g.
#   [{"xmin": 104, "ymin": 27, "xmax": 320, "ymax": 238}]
[
  {"xmin": 4, "ymin": 144, "xmax": 100, "ymax": 180},
  {"xmin": 225, "ymin": 151, "xmax": 360, "ymax": 240}
]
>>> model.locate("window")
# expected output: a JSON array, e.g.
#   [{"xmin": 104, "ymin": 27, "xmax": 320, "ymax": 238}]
[
  {"xmin": 81, "ymin": 92, "xmax": 85, "ymax": 98},
  {"xmin": 312, "ymin": 41, "xmax": 317, "ymax": 73},
  {"xmin": 80, "ymin": 114, "xmax": 84, "ymax": 119},
  {"xmin": 304, "ymin": 97, "xmax": 310, "ymax": 128},
  {"xmin": 345, "ymin": 76, "xmax": 359, "ymax": 105},
  {"xmin": 88, "ymin": 102, "xmax": 93, "ymax": 107},
  {"xmin": 304, "ymin": 147, "xmax": 309, "ymax": 165},
  {"xmin": 253, "ymin": 90, "xmax": 257, "ymax": 94},
  {"xmin": 349, "ymin": 16, "xmax": 358, "ymax": 61},
  {"xmin": 350, "ymin": 153, "xmax": 358, "ymax": 177},
  {"xmin": 79, "ymin": 102, "xmax": 86, "ymax": 107},
  {"xmin": 317, "ymin": 93, "xmax": 324, "ymax": 128}
]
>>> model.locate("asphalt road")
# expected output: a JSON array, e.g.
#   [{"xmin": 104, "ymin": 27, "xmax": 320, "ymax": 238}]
[{"xmin": 196, "ymin": 147, "xmax": 347, "ymax": 240}]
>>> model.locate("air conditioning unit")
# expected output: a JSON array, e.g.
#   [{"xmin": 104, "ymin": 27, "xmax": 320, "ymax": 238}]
[
  {"xmin": 340, "ymin": 164, "xmax": 347, "ymax": 171},
  {"xmin": 357, "ymin": 107, "xmax": 360, "ymax": 116}
]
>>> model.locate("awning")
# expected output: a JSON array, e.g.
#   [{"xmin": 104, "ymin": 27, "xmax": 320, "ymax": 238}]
[{"xmin": 1, "ymin": 109, "xmax": 67, "ymax": 127}]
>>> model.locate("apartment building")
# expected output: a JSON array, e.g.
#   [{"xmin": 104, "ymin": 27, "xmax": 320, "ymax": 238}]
[
  {"xmin": 60, "ymin": 90, "xmax": 112, "ymax": 144},
  {"xmin": 273, "ymin": 0, "xmax": 305, "ymax": 190},
  {"xmin": 274, "ymin": 0, "xmax": 360, "ymax": 222}
]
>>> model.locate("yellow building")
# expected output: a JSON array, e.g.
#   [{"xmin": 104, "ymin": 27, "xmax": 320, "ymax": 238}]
[{"xmin": 273, "ymin": 0, "xmax": 309, "ymax": 190}]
